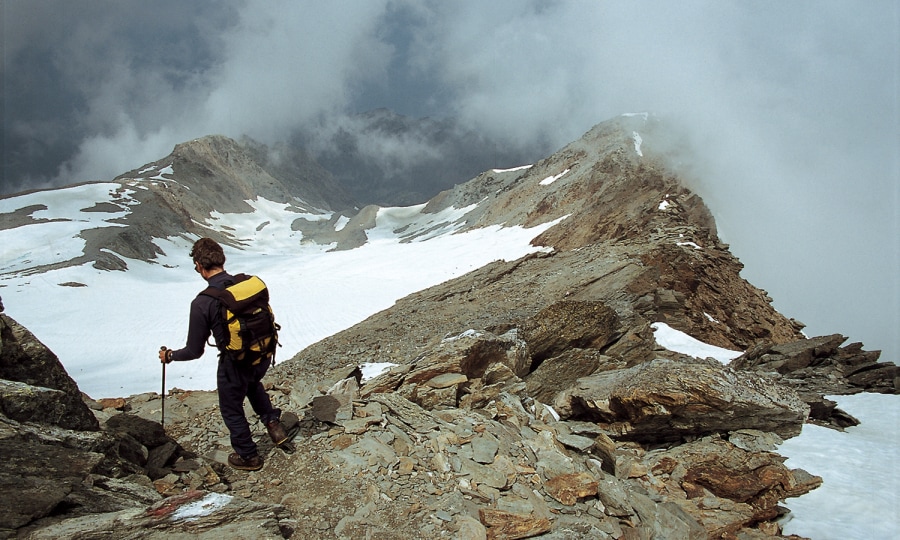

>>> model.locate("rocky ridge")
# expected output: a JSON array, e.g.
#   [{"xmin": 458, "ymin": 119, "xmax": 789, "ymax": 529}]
[{"xmin": 1, "ymin": 116, "xmax": 897, "ymax": 538}]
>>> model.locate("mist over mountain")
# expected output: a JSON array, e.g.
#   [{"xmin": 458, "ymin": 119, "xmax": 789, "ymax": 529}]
[{"xmin": 293, "ymin": 109, "xmax": 544, "ymax": 207}]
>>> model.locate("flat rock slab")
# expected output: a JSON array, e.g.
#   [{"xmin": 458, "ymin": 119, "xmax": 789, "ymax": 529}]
[{"xmin": 557, "ymin": 357, "xmax": 809, "ymax": 442}]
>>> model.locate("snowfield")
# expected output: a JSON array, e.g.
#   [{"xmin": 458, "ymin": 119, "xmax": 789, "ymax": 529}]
[{"xmin": 1, "ymin": 190, "xmax": 560, "ymax": 398}]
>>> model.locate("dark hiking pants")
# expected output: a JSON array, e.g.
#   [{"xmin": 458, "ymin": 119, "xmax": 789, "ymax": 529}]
[{"xmin": 217, "ymin": 357, "xmax": 281, "ymax": 459}]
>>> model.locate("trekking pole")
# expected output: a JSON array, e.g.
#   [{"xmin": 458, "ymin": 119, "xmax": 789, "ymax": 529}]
[{"xmin": 160, "ymin": 346, "xmax": 167, "ymax": 428}]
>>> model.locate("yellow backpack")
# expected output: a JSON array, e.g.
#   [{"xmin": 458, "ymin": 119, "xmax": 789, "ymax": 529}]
[{"xmin": 201, "ymin": 274, "xmax": 280, "ymax": 365}]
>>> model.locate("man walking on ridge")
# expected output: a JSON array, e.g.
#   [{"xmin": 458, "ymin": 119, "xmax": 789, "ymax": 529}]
[{"xmin": 159, "ymin": 237, "xmax": 287, "ymax": 471}]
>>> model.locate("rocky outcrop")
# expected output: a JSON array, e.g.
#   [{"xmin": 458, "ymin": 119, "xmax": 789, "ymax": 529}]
[
  {"xmin": 0, "ymin": 313, "xmax": 97, "ymax": 431},
  {"xmin": 732, "ymin": 334, "xmax": 897, "ymax": 395},
  {"xmin": 638, "ymin": 434, "xmax": 822, "ymax": 538},
  {"xmin": 520, "ymin": 300, "xmax": 621, "ymax": 367},
  {"xmin": 730, "ymin": 334, "xmax": 898, "ymax": 429}
]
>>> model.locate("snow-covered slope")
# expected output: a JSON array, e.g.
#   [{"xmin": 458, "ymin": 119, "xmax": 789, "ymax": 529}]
[{"xmin": 0, "ymin": 184, "xmax": 559, "ymax": 397}]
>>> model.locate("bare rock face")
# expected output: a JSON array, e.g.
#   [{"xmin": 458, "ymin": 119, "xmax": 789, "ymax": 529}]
[
  {"xmin": 525, "ymin": 349, "xmax": 624, "ymax": 406},
  {"xmin": 520, "ymin": 300, "xmax": 621, "ymax": 366},
  {"xmin": 553, "ymin": 357, "xmax": 809, "ymax": 443},
  {"xmin": 21, "ymin": 490, "xmax": 289, "ymax": 540}
]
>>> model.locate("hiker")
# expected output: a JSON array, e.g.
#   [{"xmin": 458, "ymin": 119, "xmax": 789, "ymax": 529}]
[{"xmin": 158, "ymin": 237, "xmax": 287, "ymax": 471}]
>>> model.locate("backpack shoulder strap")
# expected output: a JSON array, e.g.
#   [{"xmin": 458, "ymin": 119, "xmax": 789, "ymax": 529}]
[
  {"xmin": 198, "ymin": 274, "xmax": 252, "ymax": 300},
  {"xmin": 199, "ymin": 285, "xmax": 225, "ymax": 300}
]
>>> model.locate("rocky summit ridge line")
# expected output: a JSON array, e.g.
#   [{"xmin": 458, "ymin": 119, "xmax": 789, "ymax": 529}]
[{"xmin": 1, "ymin": 115, "xmax": 897, "ymax": 539}]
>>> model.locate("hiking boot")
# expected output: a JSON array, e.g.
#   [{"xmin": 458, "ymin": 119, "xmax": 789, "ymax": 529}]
[
  {"xmin": 266, "ymin": 419, "xmax": 289, "ymax": 445},
  {"xmin": 228, "ymin": 452, "xmax": 263, "ymax": 471}
]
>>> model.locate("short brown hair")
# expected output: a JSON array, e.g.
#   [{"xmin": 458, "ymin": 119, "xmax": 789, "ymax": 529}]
[{"xmin": 190, "ymin": 238, "xmax": 226, "ymax": 270}]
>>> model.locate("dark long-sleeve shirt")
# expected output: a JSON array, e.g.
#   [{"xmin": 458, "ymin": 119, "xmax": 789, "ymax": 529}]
[{"xmin": 170, "ymin": 271, "xmax": 233, "ymax": 362}]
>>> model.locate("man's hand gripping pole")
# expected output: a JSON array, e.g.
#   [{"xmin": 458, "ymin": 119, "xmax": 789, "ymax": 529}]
[{"xmin": 159, "ymin": 346, "xmax": 170, "ymax": 427}]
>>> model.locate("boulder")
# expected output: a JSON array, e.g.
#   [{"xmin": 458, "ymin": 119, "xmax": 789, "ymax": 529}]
[
  {"xmin": 554, "ymin": 357, "xmax": 809, "ymax": 443},
  {"xmin": 0, "ymin": 314, "xmax": 99, "ymax": 431},
  {"xmin": 310, "ymin": 377, "xmax": 359, "ymax": 423},
  {"xmin": 0, "ymin": 436, "xmax": 105, "ymax": 530},
  {"xmin": 106, "ymin": 413, "xmax": 171, "ymax": 449},
  {"xmin": 0, "ymin": 380, "xmax": 76, "ymax": 428},
  {"xmin": 0, "ymin": 426, "xmax": 163, "ymax": 532},
  {"xmin": 524, "ymin": 349, "xmax": 622, "ymax": 405}
]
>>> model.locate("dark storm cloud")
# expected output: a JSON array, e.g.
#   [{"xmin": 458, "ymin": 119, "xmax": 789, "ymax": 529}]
[
  {"xmin": 2, "ymin": 1, "xmax": 236, "ymax": 190},
  {"xmin": 1, "ymin": 1, "xmax": 897, "ymax": 360}
]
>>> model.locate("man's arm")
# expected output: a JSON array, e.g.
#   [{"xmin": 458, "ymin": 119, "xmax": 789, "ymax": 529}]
[{"xmin": 169, "ymin": 296, "xmax": 214, "ymax": 361}]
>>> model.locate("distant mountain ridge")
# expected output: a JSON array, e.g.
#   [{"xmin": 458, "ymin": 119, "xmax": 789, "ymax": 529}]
[
  {"xmin": 0, "ymin": 110, "xmax": 539, "ymax": 276},
  {"xmin": 0, "ymin": 114, "xmax": 793, "ymax": 348}
]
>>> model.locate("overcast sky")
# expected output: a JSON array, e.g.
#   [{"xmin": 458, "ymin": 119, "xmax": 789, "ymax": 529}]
[{"xmin": 2, "ymin": 1, "xmax": 898, "ymax": 361}]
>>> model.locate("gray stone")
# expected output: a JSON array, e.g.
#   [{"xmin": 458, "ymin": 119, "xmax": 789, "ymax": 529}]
[
  {"xmin": 426, "ymin": 372, "xmax": 469, "ymax": 389},
  {"xmin": 106, "ymin": 413, "xmax": 171, "ymax": 448},
  {"xmin": 459, "ymin": 458, "xmax": 508, "ymax": 490},
  {"xmin": 456, "ymin": 515, "xmax": 487, "ymax": 540},
  {"xmin": 727, "ymin": 429, "xmax": 783, "ymax": 453},
  {"xmin": 526, "ymin": 430, "xmax": 576, "ymax": 479},
  {"xmin": 557, "ymin": 433, "xmax": 596, "ymax": 452},
  {"xmin": 0, "ymin": 379, "xmax": 72, "ymax": 427},
  {"xmin": 371, "ymin": 393, "xmax": 438, "ymax": 433},
  {"xmin": 471, "ymin": 432, "xmax": 500, "ymax": 464}
]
